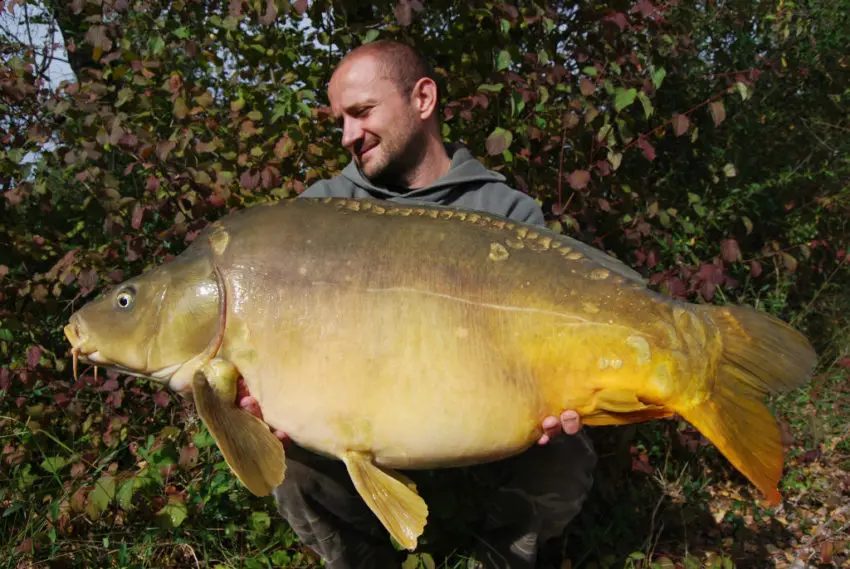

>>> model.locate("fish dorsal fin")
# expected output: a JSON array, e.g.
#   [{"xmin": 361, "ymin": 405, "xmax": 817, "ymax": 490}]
[
  {"xmin": 192, "ymin": 369, "xmax": 286, "ymax": 496},
  {"xmin": 341, "ymin": 450, "xmax": 428, "ymax": 551}
]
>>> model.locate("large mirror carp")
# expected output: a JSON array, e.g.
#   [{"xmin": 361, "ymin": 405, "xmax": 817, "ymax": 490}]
[{"xmin": 63, "ymin": 197, "xmax": 817, "ymax": 550}]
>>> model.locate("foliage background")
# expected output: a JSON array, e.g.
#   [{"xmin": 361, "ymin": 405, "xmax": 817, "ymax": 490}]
[{"xmin": 1, "ymin": 0, "xmax": 848, "ymax": 567}]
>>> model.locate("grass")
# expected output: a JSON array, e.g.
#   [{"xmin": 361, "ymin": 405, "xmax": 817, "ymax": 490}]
[{"xmin": 1, "ymin": 349, "xmax": 848, "ymax": 569}]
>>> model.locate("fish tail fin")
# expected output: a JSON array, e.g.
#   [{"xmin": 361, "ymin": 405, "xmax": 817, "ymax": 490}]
[{"xmin": 676, "ymin": 304, "xmax": 817, "ymax": 505}]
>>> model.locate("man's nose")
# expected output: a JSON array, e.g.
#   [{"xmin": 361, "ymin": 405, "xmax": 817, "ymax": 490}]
[{"xmin": 340, "ymin": 117, "xmax": 363, "ymax": 150}]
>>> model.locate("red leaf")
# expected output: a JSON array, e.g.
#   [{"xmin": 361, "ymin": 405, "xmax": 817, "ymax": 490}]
[
  {"xmin": 672, "ymin": 113, "xmax": 690, "ymax": 136},
  {"xmin": 604, "ymin": 12, "xmax": 629, "ymax": 31},
  {"xmin": 146, "ymin": 175, "xmax": 160, "ymax": 192},
  {"xmin": 78, "ymin": 268, "xmax": 99, "ymax": 295},
  {"xmin": 0, "ymin": 368, "xmax": 11, "ymax": 391},
  {"xmin": 27, "ymin": 346, "xmax": 43, "ymax": 369},
  {"xmin": 153, "ymin": 391, "xmax": 170, "ymax": 408},
  {"xmin": 700, "ymin": 280, "xmax": 716, "ymax": 302},
  {"xmin": 836, "ymin": 357, "xmax": 850, "ymax": 369},
  {"xmin": 631, "ymin": 456, "xmax": 653, "ymax": 474},
  {"xmin": 293, "ymin": 0, "xmax": 307, "ymax": 14},
  {"xmin": 638, "ymin": 138, "xmax": 656, "ymax": 161},
  {"xmin": 95, "ymin": 378, "xmax": 120, "ymax": 392},
  {"xmin": 721, "ymin": 239, "xmax": 741, "ymax": 263},
  {"xmin": 567, "ymin": 170, "xmax": 591, "ymax": 191},
  {"xmin": 750, "ymin": 260, "xmax": 763, "ymax": 277},
  {"xmin": 131, "ymin": 203, "xmax": 145, "ymax": 230},
  {"xmin": 240, "ymin": 169, "xmax": 260, "ymax": 190}
]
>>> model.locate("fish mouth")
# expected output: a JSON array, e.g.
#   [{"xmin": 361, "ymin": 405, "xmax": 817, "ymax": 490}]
[{"xmin": 63, "ymin": 321, "xmax": 179, "ymax": 384}]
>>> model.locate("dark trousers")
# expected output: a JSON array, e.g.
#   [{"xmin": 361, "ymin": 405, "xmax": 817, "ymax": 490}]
[{"xmin": 272, "ymin": 433, "xmax": 597, "ymax": 569}]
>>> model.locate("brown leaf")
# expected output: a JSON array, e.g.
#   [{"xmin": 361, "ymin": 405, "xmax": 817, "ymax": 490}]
[
  {"xmin": 179, "ymin": 445, "xmax": 199, "ymax": 470},
  {"xmin": 259, "ymin": 0, "xmax": 277, "ymax": 25},
  {"xmin": 395, "ymin": 0, "xmax": 413, "ymax": 26},
  {"xmin": 672, "ymin": 113, "xmax": 690, "ymax": 136},
  {"xmin": 710, "ymin": 100, "xmax": 726, "ymax": 126},
  {"xmin": 566, "ymin": 170, "xmax": 591, "ymax": 191},
  {"xmin": 156, "ymin": 140, "xmax": 176, "ymax": 161},
  {"xmin": 293, "ymin": 0, "xmax": 308, "ymax": 14},
  {"xmin": 749, "ymin": 260, "xmax": 763, "ymax": 277},
  {"xmin": 781, "ymin": 252, "xmax": 798, "ymax": 272},
  {"xmin": 721, "ymin": 239, "xmax": 741, "ymax": 263},
  {"xmin": 228, "ymin": 0, "xmax": 242, "ymax": 16},
  {"xmin": 274, "ymin": 135, "xmax": 295, "ymax": 159},
  {"xmin": 173, "ymin": 98, "xmax": 187, "ymax": 119},
  {"xmin": 579, "ymin": 78, "xmax": 595, "ymax": 97},
  {"xmin": 485, "ymin": 128, "xmax": 512, "ymax": 155}
]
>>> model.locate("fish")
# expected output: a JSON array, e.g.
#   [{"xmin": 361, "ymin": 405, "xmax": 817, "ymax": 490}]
[{"xmin": 63, "ymin": 197, "xmax": 818, "ymax": 550}]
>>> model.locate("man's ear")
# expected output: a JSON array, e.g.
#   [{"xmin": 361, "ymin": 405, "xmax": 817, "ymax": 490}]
[{"xmin": 411, "ymin": 77, "xmax": 438, "ymax": 121}]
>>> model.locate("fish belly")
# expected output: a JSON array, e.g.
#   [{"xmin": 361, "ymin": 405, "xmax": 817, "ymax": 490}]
[{"xmin": 227, "ymin": 287, "xmax": 553, "ymax": 469}]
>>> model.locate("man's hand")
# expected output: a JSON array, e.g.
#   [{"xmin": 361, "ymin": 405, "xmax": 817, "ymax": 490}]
[
  {"xmin": 237, "ymin": 378, "xmax": 290, "ymax": 445},
  {"xmin": 537, "ymin": 410, "xmax": 582, "ymax": 445}
]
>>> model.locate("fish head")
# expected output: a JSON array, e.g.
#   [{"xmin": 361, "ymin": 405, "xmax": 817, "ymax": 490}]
[{"xmin": 64, "ymin": 251, "xmax": 222, "ymax": 393}]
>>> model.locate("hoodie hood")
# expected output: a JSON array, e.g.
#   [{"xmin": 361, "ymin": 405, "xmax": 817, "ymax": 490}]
[{"xmin": 339, "ymin": 143, "xmax": 506, "ymax": 204}]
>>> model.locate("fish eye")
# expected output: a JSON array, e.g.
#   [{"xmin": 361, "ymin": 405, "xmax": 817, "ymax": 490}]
[{"xmin": 115, "ymin": 286, "xmax": 136, "ymax": 311}]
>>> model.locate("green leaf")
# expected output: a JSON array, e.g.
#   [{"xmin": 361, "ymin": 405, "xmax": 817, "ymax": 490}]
[
  {"xmin": 116, "ymin": 477, "xmax": 136, "ymax": 511},
  {"xmin": 500, "ymin": 18, "xmax": 510, "ymax": 35},
  {"xmin": 495, "ymin": 49, "xmax": 512, "ymax": 71},
  {"xmin": 582, "ymin": 66, "xmax": 598, "ymax": 77},
  {"xmin": 249, "ymin": 511, "xmax": 271, "ymax": 534},
  {"xmin": 40, "ymin": 456, "xmax": 68, "ymax": 474},
  {"xmin": 614, "ymin": 87, "xmax": 637, "ymax": 112},
  {"xmin": 735, "ymin": 81, "xmax": 752, "ymax": 100},
  {"xmin": 363, "ymin": 29, "xmax": 380, "ymax": 43},
  {"xmin": 477, "ymin": 83, "xmax": 504, "ymax": 93},
  {"xmin": 87, "ymin": 475, "xmax": 116, "ymax": 519},
  {"xmin": 148, "ymin": 36, "xmax": 165, "ymax": 55},
  {"xmin": 597, "ymin": 124, "xmax": 613, "ymax": 142},
  {"xmin": 637, "ymin": 92, "xmax": 654, "ymax": 118},
  {"xmin": 510, "ymin": 91, "xmax": 525, "ymax": 117},
  {"xmin": 157, "ymin": 500, "xmax": 188, "ymax": 528},
  {"xmin": 651, "ymin": 67, "xmax": 667, "ymax": 89},
  {"xmin": 723, "ymin": 163, "xmax": 737, "ymax": 177},
  {"xmin": 192, "ymin": 428, "xmax": 216, "ymax": 448}
]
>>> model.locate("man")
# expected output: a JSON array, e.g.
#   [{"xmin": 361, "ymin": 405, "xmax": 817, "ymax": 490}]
[{"xmin": 241, "ymin": 40, "xmax": 596, "ymax": 568}]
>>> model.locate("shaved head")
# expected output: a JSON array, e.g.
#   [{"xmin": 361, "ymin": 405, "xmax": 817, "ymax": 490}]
[{"xmin": 338, "ymin": 40, "xmax": 440, "ymax": 104}]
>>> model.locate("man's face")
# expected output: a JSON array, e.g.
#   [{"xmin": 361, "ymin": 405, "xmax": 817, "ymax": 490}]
[{"xmin": 328, "ymin": 55, "xmax": 424, "ymax": 184}]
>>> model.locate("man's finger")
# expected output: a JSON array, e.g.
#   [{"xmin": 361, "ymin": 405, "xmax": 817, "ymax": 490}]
[{"xmin": 560, "ymin": 410, "xmax": 581, "ymax": 435}]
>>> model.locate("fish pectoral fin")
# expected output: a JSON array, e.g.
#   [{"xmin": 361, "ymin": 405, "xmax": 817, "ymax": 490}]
[
  {"xmin": 341, "ymin": 450, "xmax": 428, "ymax": 552},
  {"xmin": 581, "ymin": 389, "xmax": 673, "ymax": 426},
  {"xmin": 192, "ymin": 370, "xmax": 286, "ymax": 497}
]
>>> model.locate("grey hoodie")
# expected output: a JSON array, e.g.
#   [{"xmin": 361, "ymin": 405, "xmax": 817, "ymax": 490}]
[{"xmin": 298, "ymin": 143, "xmax": 546, "ymax": 226}]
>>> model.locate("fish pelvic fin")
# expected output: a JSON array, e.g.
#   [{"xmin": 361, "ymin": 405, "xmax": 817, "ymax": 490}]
[
  {"xmin": 341, "ymin": 450, "xmax": 428, "ymax": 551},
  {"xmin": 192, "ymin": 368, "xmax": 286, "ymax": 497},
  {"xmin": 678, "ymin": 304, "xmax": 817, "ymax": 506}
]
